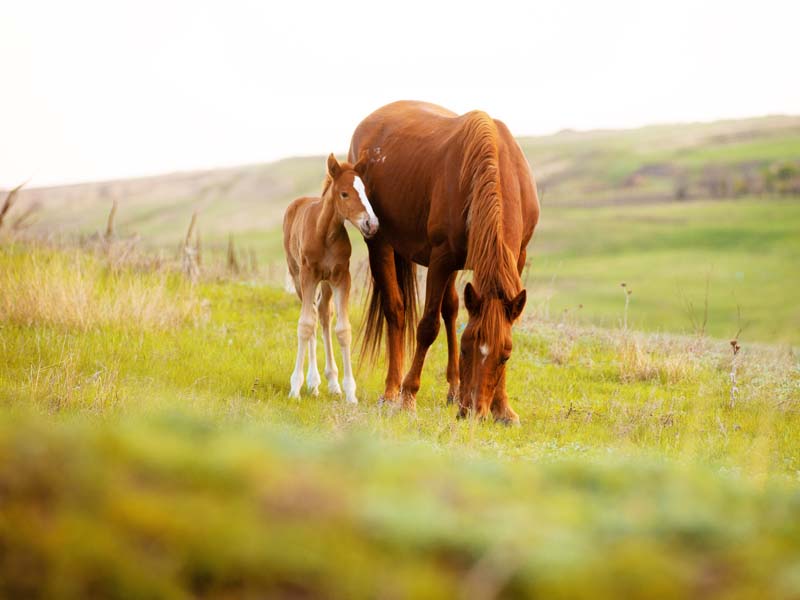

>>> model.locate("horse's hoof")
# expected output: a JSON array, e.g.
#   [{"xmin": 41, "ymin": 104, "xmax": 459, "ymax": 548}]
[
  {"xmin": 399, "ymin": 390, "xmax": 417, "ymax": 412},
  {"xmin": 344, "ymin": 394, "xmax": 358, "ymax": 405},
  {"xmin": 328, "ymin": 382, "xmax": 342, "ymax": 395},
  {"xmin": 378, "ymin": 395, "xmax": 402, "ymax": 411},
  {"xmin": 446, "ymin": 390, "xmax": 458, "ymax": 406},
  {"xmin": 309, "ymin": 386, "xmax": 320, "ymax": 397},
  {"xmin": 288, "ymin": 389, "xmax": 301, "ymax": 400},
  {"xmin": 493, "ymin": 409, "xmax": 521, "ymax": 426}
]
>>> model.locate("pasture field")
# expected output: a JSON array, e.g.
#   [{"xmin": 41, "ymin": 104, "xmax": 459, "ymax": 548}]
[
  {"xmin": 530, "ymin": 197, "xmax": 800, "ymax": 345},
  {"xmin": 9, "ymin": 115, "xmax": 799, "ymax": 345},
  {"xmin": 1, "ymin": 242, "xmax": 799, "ymax": 598}
]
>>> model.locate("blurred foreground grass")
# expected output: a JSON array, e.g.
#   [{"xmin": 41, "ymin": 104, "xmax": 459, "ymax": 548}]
[{"xmin": 1, "ymin": 242, "xmax": 799, "ymax": 598}]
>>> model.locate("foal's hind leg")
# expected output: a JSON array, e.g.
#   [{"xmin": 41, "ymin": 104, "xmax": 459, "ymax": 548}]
[
  {"xmin": 306, "ymin": 308, "xmax": 321, "ymax": 396},
  {"xmin": 333, "ymin": 271, "xmax": 357, "ymax": 404},
  {"xmin": 289, "ymin": 271, "xmax": 318, "ymax": 398},
  {"xmin": 318, "ymin": 282, "xmax": 341, "ymax": 395}
]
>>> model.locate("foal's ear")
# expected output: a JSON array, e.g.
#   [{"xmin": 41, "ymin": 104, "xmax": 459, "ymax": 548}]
[
  {"xmin": 354, "ymin": 150, "xmax": 369, "ymax": 176},
  {"xmin": 464, "ymin": 282, "xmax": 482, "ymax": 316},
  {"xmin": 505, "ymin": 289, "xmax": 527, "ymax": 322},
  {"xmin": 327, "ymin": 153, "xmax": 341, "ymax": 178}
]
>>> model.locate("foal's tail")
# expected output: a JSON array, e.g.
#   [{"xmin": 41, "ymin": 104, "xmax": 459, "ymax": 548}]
[
  {"xmin": 359, "ymin": 253, "xmax": 418, "ymax": 366},
  {"xmin": 284, "ymin": 268, "xmax": 295, "ymax": 294}
]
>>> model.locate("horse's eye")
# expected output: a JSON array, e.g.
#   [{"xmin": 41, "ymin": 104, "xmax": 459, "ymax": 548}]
[
  {"xmin": 340, "ymin": 192, "xmax": 349, "ymax": 199},
  {"xmin": 499, "ymin": 356, "xmax": 509, "ymax": 365}
]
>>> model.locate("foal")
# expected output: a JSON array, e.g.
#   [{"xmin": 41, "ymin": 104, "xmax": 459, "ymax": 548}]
[{"xmin": 283, "ymin": 154, "xmax": 378, "ymax": 404}]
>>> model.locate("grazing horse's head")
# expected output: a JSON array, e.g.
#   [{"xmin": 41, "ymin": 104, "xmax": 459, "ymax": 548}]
[
  {"xmin": 325, "ymin": 153, "xmax": 379, "ymax": 238},
  {"xmin": 458, "ymin": 282, "xmax": 526, "ymax": 421}
]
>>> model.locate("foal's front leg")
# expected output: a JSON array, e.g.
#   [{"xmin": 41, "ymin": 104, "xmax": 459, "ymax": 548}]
[
  {"xmin": 333, "ymin": 271, "xmax": 357, "ymax": 404},
  {"xmin": 289, "ymin": 271, "xmax": 319, "ymax": 398}
]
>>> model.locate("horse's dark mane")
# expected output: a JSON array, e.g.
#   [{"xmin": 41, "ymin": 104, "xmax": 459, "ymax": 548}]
[{"xmin": 460, "ymin": 111, "xmax": 521, "ymax": 301}]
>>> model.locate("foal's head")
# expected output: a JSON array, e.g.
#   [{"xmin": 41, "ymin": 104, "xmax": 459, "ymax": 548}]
[
  {"xmin": 458, "ymin": 282, "xmax": 526, "ymax": 419},
  {"xmin": 325, "ymin": 153, "xmax": 379, "ymax": 238}
]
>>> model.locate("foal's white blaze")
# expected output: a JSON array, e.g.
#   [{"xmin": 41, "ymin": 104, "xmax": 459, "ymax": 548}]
[{"xmin": 352, "ymin": 176, "xmax": 377, "ymax": 220}]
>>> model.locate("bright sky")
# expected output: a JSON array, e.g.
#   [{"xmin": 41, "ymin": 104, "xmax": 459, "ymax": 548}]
[{"xmin": 1, "ymin": 0, "xmax": 798, "ymax": 188}]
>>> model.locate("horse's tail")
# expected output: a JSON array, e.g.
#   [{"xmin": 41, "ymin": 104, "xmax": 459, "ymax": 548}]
[{"xmin": 359, "ymin": 252, "xmax": 418, "ymax": 366}]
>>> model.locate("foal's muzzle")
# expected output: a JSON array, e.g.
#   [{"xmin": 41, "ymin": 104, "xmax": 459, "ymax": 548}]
[{"xmin": 358, "ymin": 215, "xmax": 379, "ymax": 239}]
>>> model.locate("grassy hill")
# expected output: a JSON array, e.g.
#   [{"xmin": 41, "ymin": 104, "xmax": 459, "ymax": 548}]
[
  {"xmin": 4, "ymin": 115, "xmax": 800, "ymax": 346},
  {"xmin": 1, "ymin": 241, "xmax": 799, "ymax": 598}
]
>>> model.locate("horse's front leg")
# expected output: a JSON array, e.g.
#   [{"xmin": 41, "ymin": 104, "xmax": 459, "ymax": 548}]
[
  {"xmin": 289, "ymin": 269, "xmax": 319, "ymax": 398},
  {"xmin": 400, "ymin": 252, "xmax": 454, "ymax": 411},
  {"xmin": 332, "ymin": 270, "xmax": 357, "ymax": 404},
  {"xmin": 490, "ymin": 368, "xmax": 520, "ymax": 425},
  {"xmin": 441, "ymin": 273, "xmax": 459, "ymax": 405}
]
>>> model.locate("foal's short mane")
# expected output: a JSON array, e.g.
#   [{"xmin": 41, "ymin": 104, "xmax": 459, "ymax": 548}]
[
  {"xmin": 460, "ymin": 111, "xmax": 521, "ymax": 301},
  {"xmin": 320, "ymin": 162, "xmax": 357, "ymax": 200},
  {"xmin": 320, "ymin": 173, "xmax": 334, "ymax": 199}
]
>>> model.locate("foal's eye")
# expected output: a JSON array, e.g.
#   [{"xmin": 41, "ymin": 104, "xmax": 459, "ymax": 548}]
[{"xmin": 340, "ymin": 192, "xmax": 349, "ymax": 199}]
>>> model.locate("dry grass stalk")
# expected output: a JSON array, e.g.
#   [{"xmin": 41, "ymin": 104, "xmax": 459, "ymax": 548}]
[
  {"xmin": 227, "ymin": 233, "xmax": 240, "ymax": 274},
  {"xmin": 620, "ymin": 282, "xmax": 633, "ymax": 330},
  {"xmin": 105, "ymin": 200, "xmax": 118, "ymax": 242},
  {"xmin": 182, "ymin": 212, "xmax": 200, "ymax": 283},
  {"xmin": 0, "ymin": 181, "xmax": 26, "ymax": 229},
  {"xmin": 729, "ymin": 339, "xmax": 741, "ymax": 408}
]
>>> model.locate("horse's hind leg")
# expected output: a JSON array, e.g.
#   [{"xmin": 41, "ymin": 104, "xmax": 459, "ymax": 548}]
[
  {"xmin": 441, "ymin": 273, "xmax": 459, "ymax": 405},
  {"xmin": 318, "ymin": 282, "xmax": 341, "ymax": 395},
  {"xmin": 333, "ymin": 271, "xmax": 357, "ymax": 404},
  {"xmin": 367, "ymin": 240, "xmax": 405, "ymax": 404}
]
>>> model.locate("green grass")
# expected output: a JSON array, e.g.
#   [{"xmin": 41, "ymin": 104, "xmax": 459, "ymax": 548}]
[
  {"xmin": 1, "ymin": 242, "xmax": 799, "ymax": 597},
  {"xmin": 531, "ymin": 198, "xmax": 800, "ymax": 345}
]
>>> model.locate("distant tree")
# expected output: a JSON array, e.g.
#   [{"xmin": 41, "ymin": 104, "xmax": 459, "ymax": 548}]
[{"xmin": 673, "ymin": 170, "xmax": 689, "ymax": 200}]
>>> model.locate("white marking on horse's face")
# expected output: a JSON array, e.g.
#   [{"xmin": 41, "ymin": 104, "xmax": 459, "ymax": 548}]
[{"xmin": 479, "ymin": 344, "xmax": 490, "ymax": 363}]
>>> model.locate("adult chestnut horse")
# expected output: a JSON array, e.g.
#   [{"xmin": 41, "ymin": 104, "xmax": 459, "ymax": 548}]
[{"xmin": 349, "ymin": 101, "xmax": 539, "ymax": 423}]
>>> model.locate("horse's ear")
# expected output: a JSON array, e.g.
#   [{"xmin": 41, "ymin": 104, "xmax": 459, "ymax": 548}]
[
  {"xmin": 505, "ymin": 289, "xmax": 527, "ymax": 322},
  {"xmin": 464, "ymin": 282, "xmax": 482, "ymax": 316},
  {"xmin": 354, "ymin": 150, "xmax": 369, "ymax": 176},
  {"xmin": 327, "ymin": 153, "xmax": 341, "ymax": 178}
]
